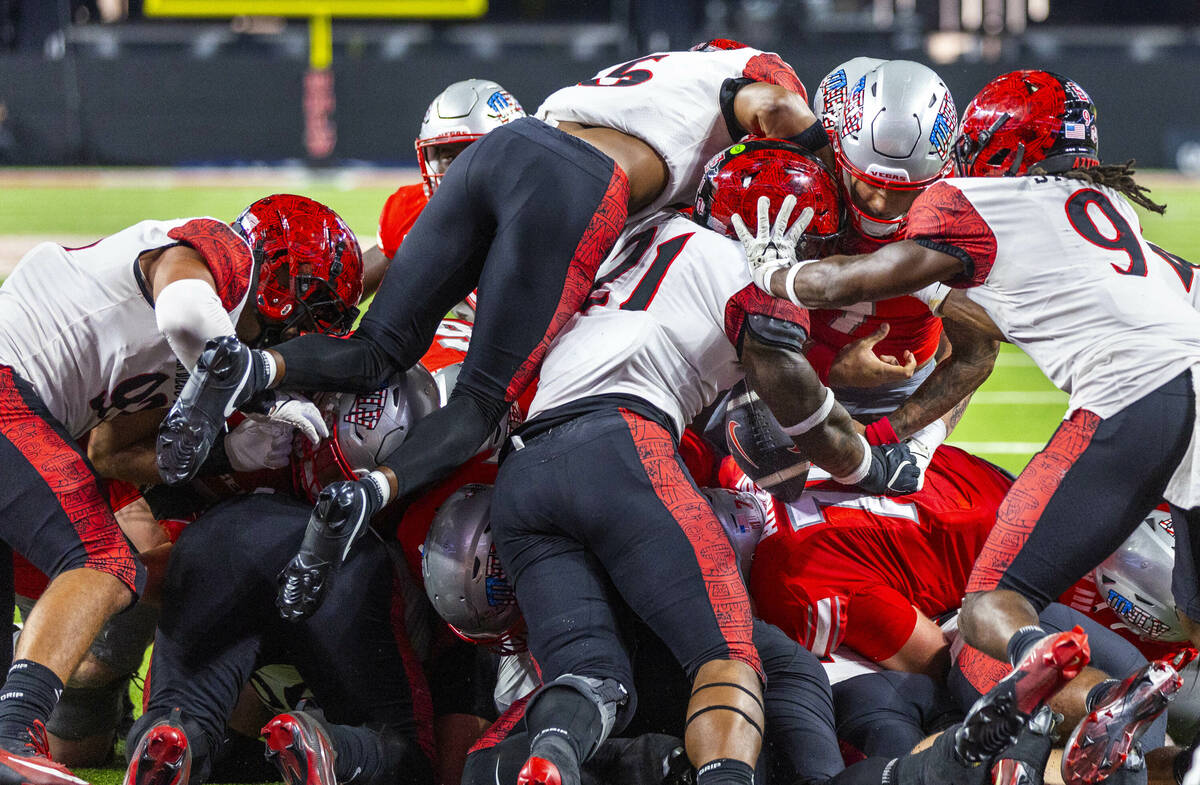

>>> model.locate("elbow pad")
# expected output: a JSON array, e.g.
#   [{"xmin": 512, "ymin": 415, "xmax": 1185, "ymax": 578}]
[{"xmin": 155, "ymin": 278, "xmax": 237, "ymax": 372}]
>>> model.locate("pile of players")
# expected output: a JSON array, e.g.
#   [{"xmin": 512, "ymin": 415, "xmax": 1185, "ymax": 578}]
[{"xmin": 0, "ymin": 38, "xmax": 1199, "ymax": 785}]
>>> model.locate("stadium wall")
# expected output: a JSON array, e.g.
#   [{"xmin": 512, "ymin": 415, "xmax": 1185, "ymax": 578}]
[{"xmin": 0, "ymin": 48, "xmax": 1196, "ymax": 168}]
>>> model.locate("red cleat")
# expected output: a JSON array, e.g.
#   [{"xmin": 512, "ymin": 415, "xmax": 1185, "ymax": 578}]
[
  {"xmin": 0, "ymin": 721, "xmax": 88, "ymax": 785},
  {"xmin": 262, "ymin": 711, "xmax": 337, "ymax": 785},
  {"xmin": 956, "ymin": 627, "xmax": 1090, "ymax": 763},
  {"xmin": 518, "ymin": 756, "xmax": 563, "ymax": 785},
  {"xmin": 121, "ymin": 708, "xmax": 191, "ymax": 785},
  {"xmin": 1061, "ymin": 658, "xmax": 1182, "ymax": 785}
]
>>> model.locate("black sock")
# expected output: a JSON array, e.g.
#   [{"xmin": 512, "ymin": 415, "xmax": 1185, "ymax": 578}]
[
  {"xmin": 0, "ymin": 660, "xmax": 62, "ymax": 745},
  {"xmin": 696, "ymin": 758, "xmax": 754, "ymax": 785},
  {"xmin": 324, "ymin": 723, "xmax": 381, "ymax": 785},
  {"xmin": 1006, "ymin": 626, "xmax": 1048, "ymax": 666},
  {"xmin": 526, "ymin": 685, "xmax": 605, "ymax": 765}
]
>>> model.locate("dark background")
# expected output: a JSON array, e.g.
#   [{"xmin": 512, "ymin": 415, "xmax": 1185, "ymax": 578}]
[{"xmin": 0, "ymin": 0, "xmax": 1197, "ymax": 167}]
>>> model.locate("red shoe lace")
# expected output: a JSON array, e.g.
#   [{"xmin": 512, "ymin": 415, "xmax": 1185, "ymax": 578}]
[{"xmin": 25, "ymin": 720, "xmax": 52, "ymax": 759}]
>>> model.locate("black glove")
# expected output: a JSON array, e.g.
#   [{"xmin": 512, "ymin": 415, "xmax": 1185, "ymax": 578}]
[
  {"xmin": 858, "ymin": 442, "xmax": 921, "ymax": 496},
  {"xmin": 276, "ymin": 479, "xmax": 381, "ymax": 621}
]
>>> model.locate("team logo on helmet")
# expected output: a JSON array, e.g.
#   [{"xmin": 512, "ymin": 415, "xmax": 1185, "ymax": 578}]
[
  {"xmin": 819, "ymin": 68, "xmax": 849, "ymax": 132},
  {"xmin": 929, "ymin": 92, "xmax": 957, "ymax": 161},
  {"xmin": 342, "ymin": 389, "xmax": 388, "ymax": 430},
  {"xmin": 842, "ymin": 76, "xmax": 866, "ymax": 136},
  {"xmin": 1104, "ymin": 591, "xmax": 1175, "ymax": 640}
]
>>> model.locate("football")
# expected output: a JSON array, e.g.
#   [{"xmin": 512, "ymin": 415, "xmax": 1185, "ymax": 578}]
[{"xmin": 722, "ymin": 379, "xmax": 811, "ymax": 502}]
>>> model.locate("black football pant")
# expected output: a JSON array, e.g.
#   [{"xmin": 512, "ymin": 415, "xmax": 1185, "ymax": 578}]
[
  {"xmin": 832, "ymin": 671, "xmax": 960, "ymax": 760},
  {"xmin": 131, "ymin": 494, "xmax": 432, "ymax": 785},
  {"xmin": 272, "ymin": 117, "xmax": 629, "ymax": 499}
]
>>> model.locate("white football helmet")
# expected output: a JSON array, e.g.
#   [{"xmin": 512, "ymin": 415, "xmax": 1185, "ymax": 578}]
[
  {"xmin": 1093, "ymin": 508, "xmax": 1185, "ymax": 643},
  {"xmin": 292, "ymin": 366, "xmax": 441, "ymax": 502},
  {"xmin": 702, "ymin": 488, "xmax": 767, "ymax": 580},
  {"xmin": 415, "ymin": 79, "xmax": 525, "ymax": 197},
  {"xmin": 812, "ymin": 57, "xmax": 885, "ymax": 136},
  {"xmin": 834, "ymin": 60, "xmax": 957, "ymax": 237},
  {"xmin": 422, "ymin": 483, "xmax": 525, "ymax": 653}
]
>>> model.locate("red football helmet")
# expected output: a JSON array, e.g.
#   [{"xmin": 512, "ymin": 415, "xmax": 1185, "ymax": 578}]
[
  {"xmin": 232, "ymin": 194, "xmax": 364, "ymax": 346},
  {"xmin": 694, "ymin": 138, "xmax": 844, "ymax": 259},
  {"xmin": 690, "ymin": 38, "xmax": 749, "ymax": 52},
  {"xmin": 955, "ymin": 70, "xmax": 1100, "ymax": 178}
]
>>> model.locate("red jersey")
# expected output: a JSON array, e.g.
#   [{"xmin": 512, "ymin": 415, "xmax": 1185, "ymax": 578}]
[
  {"xmin": 376, "ymin": 183, "xmax": 429, "ymax": 260},
  {"xmin": 806, "ymin": 230, "xmax": 943, "ymax": 383},
  {"xmin": 738, "ymin": 446, "xmax": 1010, "ymax": 661}
]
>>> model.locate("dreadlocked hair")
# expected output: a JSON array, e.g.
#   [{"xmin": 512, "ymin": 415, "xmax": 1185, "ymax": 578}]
[{"xmin": 1029, "ymin": 160, "xmax": 1167, "ymax": 215}]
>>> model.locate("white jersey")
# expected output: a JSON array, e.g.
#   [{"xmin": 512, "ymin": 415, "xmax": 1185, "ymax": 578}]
[
  {"xmin": 905, "ymin": 177, "xmax": 1200, "ymax": 419},
  {"xmin": 530, "ymin": 212, "xmax": 808, "ymax": 434},
  {"xmin": 536, "ymin": 47, "xmax": 806, "ymax": 220},
  {"xmin": 0, "ymin": 218, "xmax": 254, "ymax": 438}
]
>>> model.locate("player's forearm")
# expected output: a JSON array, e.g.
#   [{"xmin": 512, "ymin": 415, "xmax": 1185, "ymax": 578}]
[{"xmin": 887, "ymin": 334, "xmax": 998, "ymax": 439}]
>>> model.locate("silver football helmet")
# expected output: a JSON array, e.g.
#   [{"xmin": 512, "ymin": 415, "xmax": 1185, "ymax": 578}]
[
  {"xmin": 292, "ymin": 366, "xmax": 441, "ymax": 502},
  {"xmin": 1093, "ymin": 508, "xmax": 1185, "ymax": 643},
  {"xmin": 702, "ymin": 487, "xmax": 767, "ymax": 580},
  {"xmin": 834, "ymin": 60, "xmax": 957, "ymax": 237},
  {"xmin": 415, "ymin": 79, "xmax": 525, "ymax": 196},
  {"xmin": 422, "ymin": 483, "xmax": 525, "ymax": 653},
  {"xmin": 812, "ymin": 57, "xmax": 885, "ymax": 136}
]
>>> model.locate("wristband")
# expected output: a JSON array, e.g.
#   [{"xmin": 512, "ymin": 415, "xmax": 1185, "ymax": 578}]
[
  {"xmin": 864, "ymin": 417, "xmax": 900, "ymax": 446},
  {"xmin": 364, "ymin": 470, "xmax": 392, "ymax": 509},
  {"xmin": 832, "ymin": 434, "xmax": 872, "ymax": 485},
  {"xmin": 781, "ymin": 260, "xmax": 814, "ymax": 307},
  {"xmin": 781, "ymin": 387, "xmax": 834, "ymax": 437},
  {"xmin": 259, "ymin": 350, "xmax": 278, "ymax": 388},
  {"xmin": 785, "ymin": 122, "xmax": 830, "ymax": 151}
]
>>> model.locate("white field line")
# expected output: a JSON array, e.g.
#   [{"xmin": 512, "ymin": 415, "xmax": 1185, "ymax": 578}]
[
  {"xmin": 947, "ymin": 441, "xmax": 1047, "ymax": 453},
  {"xmin": 969, "ymin": 391, "xmax": 1066, "ymax": 404}
]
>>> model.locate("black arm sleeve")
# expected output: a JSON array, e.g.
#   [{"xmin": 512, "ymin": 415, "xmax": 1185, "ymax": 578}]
[
  {"xmin": 720, "ymin": 77, "xmax": 756, "ymax": 140},
  {"xmin": 738, "ymin": 313, "xmax": 809, "ymax": 356},
  {"xmin": 273, "ymin": 332, "xmax": 400, "ymax": 394}
]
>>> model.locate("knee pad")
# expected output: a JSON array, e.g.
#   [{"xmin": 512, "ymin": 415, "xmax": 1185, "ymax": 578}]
[
  {"xmin": 527, "ymin": 674, "xmax": 630, "ymax": 753},
  {"xmin": 45, "ymin": 677, "xmax": 128, "ymax": 741},
  {"xmin": 88, "ymin": 600, "xmax": 159, "ymax": 677}
]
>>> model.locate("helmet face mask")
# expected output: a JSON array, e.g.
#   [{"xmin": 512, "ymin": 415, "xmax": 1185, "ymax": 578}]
[
  {"xmin": 415, "ymin": 79, "xmax": 525, "ymax": 197},
  {"xmin": 695, "ymin": 139, "xmax": 844, "ymax": 260},
  {"xmin": 954, "ymin": 70, "xmax": 1099, "ymax": 178},
  {"xmin": 233, "ymin": 194, "xmax": 363, "ymax": 348}
]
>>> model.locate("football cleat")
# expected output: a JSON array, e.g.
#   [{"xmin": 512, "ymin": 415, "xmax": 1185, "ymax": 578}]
[
  {"xmin": 518, "ymin": 756, "xmax": 563, "ymax": 785},
  {"xmin": 276, "ymin": 480, "xmax": 378, "ymax": 622},
  {"xmin": 1061, "ymin": 658, "xmax": 1183, "ymax": 785},
  {"xmin": 956, "ymin": 627, "xmax": 1090, "ymax": 764},
  {"xmin": 0, "ymin": 721, "xmax": 88, "ymax": 785},
  {"xmin": 157, "ymin": 336, "xmax": 266, "ymax": 485},
  {"xmin": 121, "ymin": 709, "xmax": 191, "ymax": 785},
  {"xmin": 989, "ymin": 706, "xmax": 1059, "ymax": 785},
  {"xmin": 262, "ymin": 711, "xmax": 337, "ymax": 785}
]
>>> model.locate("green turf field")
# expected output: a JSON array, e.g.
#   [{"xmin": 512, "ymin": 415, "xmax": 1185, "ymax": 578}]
[{"xmin": 0, "ymin": 169, "xmax": 1196, "ymax": 784}]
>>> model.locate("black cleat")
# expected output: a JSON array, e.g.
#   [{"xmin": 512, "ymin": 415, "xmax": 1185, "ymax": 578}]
[
  {"xmin": 157, "ymin": 336, "xmax": 265, "ymax": 485},
  {"xmin": 276, "ymin": 480, "xmax": 378, "ymax": 622},
  {"xmin": 990, "ymin": 706, "xmax": 1059, "ymax": 785},
  {"xmin": 0, "ymin": 721, "xmax": 88, "ymax": 785}
]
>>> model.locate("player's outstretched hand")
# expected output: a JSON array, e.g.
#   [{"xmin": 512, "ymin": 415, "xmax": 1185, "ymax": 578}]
[
  {"xmin": 157, "ymin": 336, "xmax": 270, "ymax": 484},
  {"xmin": 859, "ymin": 442, "xmax": 921, "ymax": 496},
  {"xmin": 276, "ymin": 480, "xmax": 380, "ymax": 621},
  {"xmin": 731, "ymin": 194, "xmax": 814, "ymax": 294}
]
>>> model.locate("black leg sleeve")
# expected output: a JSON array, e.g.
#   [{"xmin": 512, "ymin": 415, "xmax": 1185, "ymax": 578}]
[
  {"xmin": 274, "ymin": 332, "xmax": 399, "ymax": 394},
  {"xmin": 378, "ymin": 385, "xmax": 509, "ymax": 500}
]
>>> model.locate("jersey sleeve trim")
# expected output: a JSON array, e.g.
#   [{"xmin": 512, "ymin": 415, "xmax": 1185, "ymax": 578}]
[
  {"xmin": 725, "ymin": 282, "xmax": 810, "ymax": 352},
  {"xmin": 166, "ymin": 219, "xmax": 255, "ymax": 311},
  {"xmin": 742, "ymin": 52, "xmax": 807, "ymax": 101},
  {"xmin": 904, "ymin": 182, "xmax": 998, "ymax": 288},
  {"xmin": 720, "ymin": 77, "xmax": 755, "ymax": 141}
]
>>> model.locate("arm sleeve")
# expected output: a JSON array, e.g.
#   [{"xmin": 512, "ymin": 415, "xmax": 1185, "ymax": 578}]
[
  {"xmin": 166, "ymin": 218, "xmax": 254, "ymax": 310},
  {"xmin": 154, "ymin": 278, "xmax": 237, "ymax": 371},
  {"xmin": 741, "ymin": 52, "xmax": 807, "ymax": 100},
  {"xmin": 843, "ymin": 585, "xmax": 919, "ymax": 662},
  {"xmin": 725, "ymin": 283, "xmax": 810, "ymax": 354},
  {"xmin": 905, "ymin": 182, "xmax": 999, "ymax": 289}
]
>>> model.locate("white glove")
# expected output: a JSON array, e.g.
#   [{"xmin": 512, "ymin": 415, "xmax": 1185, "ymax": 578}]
[
  {"xmin": 911, "ymin": 282, "xmax": 951, "ymax": 315},
  {"xmin": 249, "ymin": 392, "xmax": 329, "ymax": 446},
  {"xmin": 225, "ymin": 417, "xmax": 296, "ymax": 472},
  {"xmin": 730, "ymin": 194, "xmax": 814, "ymax": 294},
  {"xmin": 903, "ymin": 419, "xmax": 949, "ymax": 491}
]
